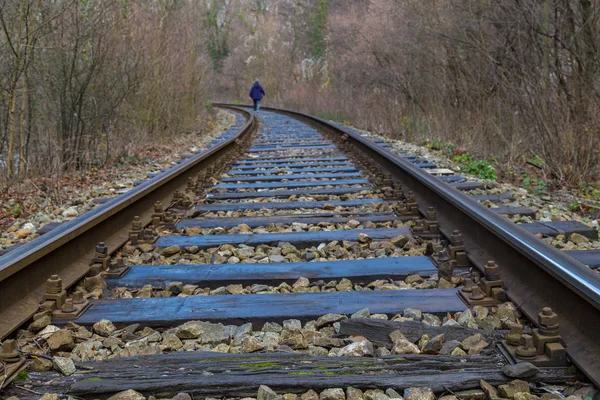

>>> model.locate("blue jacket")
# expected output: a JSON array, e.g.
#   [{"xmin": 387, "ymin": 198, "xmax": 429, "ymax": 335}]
[{"xmin": 249, "ymin": 82, "xmax": 265, "ymax": 100}]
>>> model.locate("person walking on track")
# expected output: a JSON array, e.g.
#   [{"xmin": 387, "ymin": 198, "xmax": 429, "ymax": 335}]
[{"xmin": 249, "ymin": 80, "xmax": 266, "ymax": 112}]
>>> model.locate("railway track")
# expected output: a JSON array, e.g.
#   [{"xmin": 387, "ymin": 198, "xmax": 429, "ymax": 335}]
[{"xmin": 0, "ymin": 105, "xmax": 599, "ymax": 399}]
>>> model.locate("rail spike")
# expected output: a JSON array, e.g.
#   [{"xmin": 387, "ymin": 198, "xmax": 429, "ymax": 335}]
[
  {"xmin": 500, "ymin": 307, "xmax": 567, "ymax": 366},
  {"xmin": 448, "ymin": 230, "xmax": 469, "ymax": 267},
  {"xmin": 459, "ymin": 260, "xmax": 505, "ymax": 306},
  {"xmin": 0, "ymin": 339, "xmax": 26, "ymax": 390},
  {"xmin": 411, "ymin": 207, "xmax": 440, "ymax": 237}
]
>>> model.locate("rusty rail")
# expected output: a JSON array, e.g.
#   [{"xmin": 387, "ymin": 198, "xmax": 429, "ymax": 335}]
[
  {"xmin": 0, "ymin": 106, "xmax": 256, "ymax": 339},
  {"xmin": 221, "ymin": 104, "xmax": 600, "ymax": 386}
]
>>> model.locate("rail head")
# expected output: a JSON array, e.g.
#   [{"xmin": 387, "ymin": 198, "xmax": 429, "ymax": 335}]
[
  {"xmin": 0, "ymin": 107, "xmax": 256, "ymax": 340},
  {"xmin": 252, "ymin": 104, "xmax": 600, "ymax": 308},
  {"xmin": 225, "ymin": 103, "xmax": 600, "ymax": 385}
]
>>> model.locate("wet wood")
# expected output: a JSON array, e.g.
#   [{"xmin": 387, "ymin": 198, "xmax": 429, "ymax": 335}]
[
  {"xmin": 228, "ymin": 166, "xmax": 358, "ymax": 175},
  {"xmin": 194, "ymin": 198, "xmax": 383, "ymax": 212},
  {"xmin": 437, "ymin": 175, "xmax": 466, "ymax": 183},
  {"xmin": 490, "ymin": 206, "xmax": 536, "ymax": 217},
  {"xmin": 205, "ymin": 187, "xmax": 373, "ymax": 199},
  {"xmin": 220, "ymin": 172, "xmax": 363, "ymax": 182},
  {"xmin": 565, "ymin": 250, "xmax": 600, "ymax": 269},
  {"xmin": 71, "ymin": 289, "xmax": 466, "ymax": 328},
  {"xmin": 451, "ymin": 182, "xmax": 486, "ymax": 191},
  {"xmin": 469, "ymin": 193, "xmax": 514, "ymax": 203},
  {"xmin": 177, "ymin": 213, "xmax": 406, "ymax": 229},
  {"xmin": 238, "ymin": 157, "xmax": 348, "ymax": 164},
  {"xmin": 249, "ymin": 145, "xmax": 336, "ymax": 152},
  {"xmin": 234, "ymin": 161, "xmax": 352, "ymax": 170},
  {"xmin": 519, "ymin": 221, "xmax": 598, "ymax": 239},
  {"xmin": 338, "ymin": 319, "xmax": 507, "ymax": 349},
  {"xmin": 17, "ymin": 352, "xmax": 571, "ymax": 399},
  {"xmin": 106, "ymin": 256, "xmax": 438, "ymax": 288},
  {"xmin": 153, "ymin": 227, "xmax": 411, "ymax": 249},
  {"xmin": 214, "ymin": 179, "xmax": 369, "ymax": 190},
  {"xmin": 414, "ymin": 162, "xmax": 437, "ymax": 168}
]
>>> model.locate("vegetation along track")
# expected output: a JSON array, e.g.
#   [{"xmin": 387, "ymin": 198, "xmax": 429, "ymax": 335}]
[{"xmin": 0, "ymin": 105, "xmax": 599, "ymax": 398}]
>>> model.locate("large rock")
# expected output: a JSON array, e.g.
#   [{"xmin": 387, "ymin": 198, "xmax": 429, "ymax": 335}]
[
  {"xmin": 346, "ymin": 387, "xmax": 364, "ymax": 400},
  {"xmin": 498, "ymin": 380, "xmax": 530, "ymax": 399},
  {"xmin": 461, "ymin": 333, "xmax": 489, "ymax": 354},
  {"xmin": 162, "ymin": 245, "xmax": 181, "ymax": 257},
  {"xmin": 302, "ymin": 390, "xmax": 320, "ymax": 400},
  {"xmin": 457, "ymin": 310, "xmax": 478, "ymax": 329},
  {"xmin": 47, "ymin": 329, "xmax": 74, "ymax": 352},
  {"xmin": 242, "ymin": 336, "xmax": 264, "ymax": 353},
  {"xmin": 455, "ymin": 390, "xmax": 485, "ymax": 400},
  {"xmin": 320, "ymin": 388, "xmax": 346, "ymax": 400},
  {"xmin": 316, "ymin": 313, "xmax": 347, "ymax": 328},
  {"xmin": 514, "ymin": 394, "xmax": 541, "ymax": 400},
  {"xmin": 364, "ymin": 390, "xmax": 390, "ymax": 400},
  {"xmin": 29, "ymin": 315, "xmax": 51, "ymax": 332},
  {"xmin": 392, "ymin": 338, "xmax": 420, "ymax": 354},
  {"xmin": 53, "ymin": 356, "xmax": 76, "ymax": 376},
  {"xmin": 258, "ymin": 385, "xmax": 282, "ymax": 400},
  {"xmin": 93, "ymin": 319, "xmax": 116, "ymax": 337},
  {"xmin": 172, "ymin": 394, "xmax": 192, "ymax": 400},
  {"xmin": 107, "ymin": 389, "xmax": 146, "ymax": 400},
  {"xmin": 439, "ymin": 340, "xmax": 462, "ymax": 355},
  {"xmin": 386, "ymin": 388, "xmax": 403, "ymax": 399},
  {"xmin": 502, "ymin": 362, "xmax": 540, "ymax": 378},
  {"xmin": 161, "ymin": 332, "xmax": 183, "ymax": 351},
  {"xmin": 403, "ymin": 308, "xmax": 422, "ymax": 320},
  {"xmin": 404, "ymin": 387, "xmax": 435, "ymax": 400},
  {"xmin": 338, "ymin": 340, "xmax": 374, "ymax": 357},
  {"xmin": 422, "ymin": 334, "xmax": 445, "ymax": 354},
  {"xmin": 480, "ymin": 379, "xmax": 498, "ymax": 400},
  {"xmin": 30, "ymin": 356, "xmax": 54, "ymax": 372}
]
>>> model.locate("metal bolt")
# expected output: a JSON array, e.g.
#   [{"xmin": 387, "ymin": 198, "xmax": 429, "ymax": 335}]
[
  {"xmin": 131, "ymin": 216, "xmax": 142, "ymax": 230},
  {"xmin": 462, "ymin": 278, "xmax": 475, "ymax": 293},
  {"xmin": 470, "ymin": 285, "xmax": 485, "ymax": 301},
  {"xmin": 95, "ymin": 242, "xmax": 108, "ymax": 258},
  {"xmin": 0, "ymin": 339, "xmax": 20, "ymax": 362},
  {"xmin": 46, "ymin": 275, "xmax": 63, "ymax": 295},
  {"xmin": 516, "ymin": 334, "xmax": 537, "ymax": 359},
  {"xmin": 437, "ymin": 248, "xmax": 450, "ymax": 264},
  {"xmin": 451, "ymin": 230, "xmax": 463, "ymax": 246},
  {"xmin": 61, "ymin": 298, "xmax": 76, "ymax": 313},
  {"xmin": 485, "ymin": 260, "xmax": 501, "ymax": 281},
  {"xmin": 72, "ymin": 291, "xmax": 85, "ymax": 304},
  {"xmin": 154, "ymin": 201, "xmax": 164, "ymax": 213},
  {"xmin": 507, "ymin": 322, "xmax": 524, "ymax": 346},
  {"xmin": 426, "ymin": 207, "xmax": 436, "ymax": 221},
  {"xmin": 538, "ymin": 307, "xmax": 559, "ymax": 336}
]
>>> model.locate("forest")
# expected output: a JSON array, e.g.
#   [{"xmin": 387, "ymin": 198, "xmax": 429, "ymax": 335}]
[{"xmin": 1, "ymin": 0, "xmax": 598, "ymax": 186}]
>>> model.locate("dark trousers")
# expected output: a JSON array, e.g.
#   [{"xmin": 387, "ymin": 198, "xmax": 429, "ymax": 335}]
[{"xmin": 252, "ymin": 99, "xmax": 261, "ymax": 111}]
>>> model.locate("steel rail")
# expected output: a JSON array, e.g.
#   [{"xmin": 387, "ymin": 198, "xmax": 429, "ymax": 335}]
[
  {"xmin": 0, "ymin": 106, "xmax": 256, "ymax": 339},
  {"xmin": 221, "ymin": 104, "xmax": 600, "ymax": 386}
]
